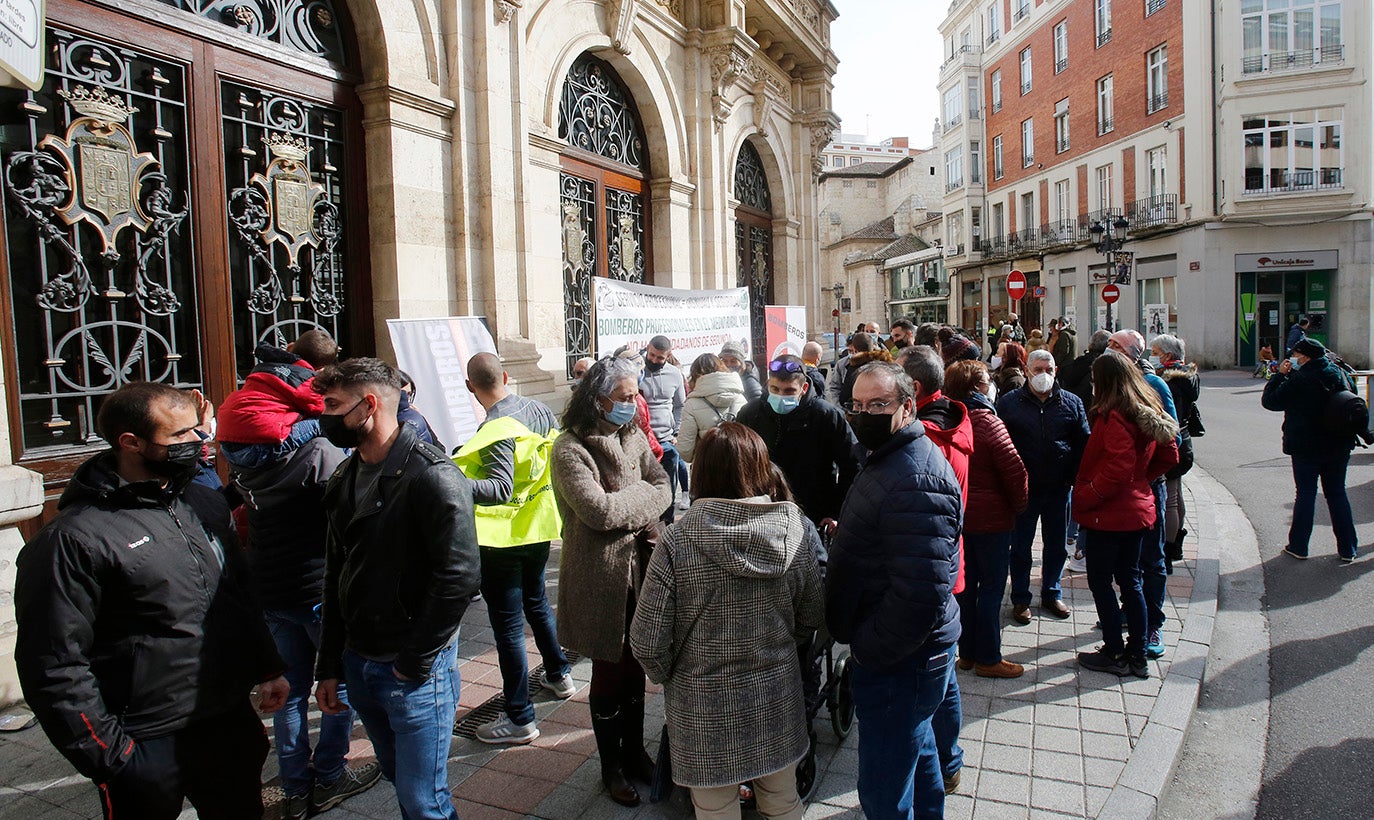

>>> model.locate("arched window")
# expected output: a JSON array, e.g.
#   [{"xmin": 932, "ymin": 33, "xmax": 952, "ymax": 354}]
[
  {"xmin": 734, "ymin": 140, "xmax": 773, "ymax": 363},
  {"xmin": 558, "ymin": 54, "xmax": 649, "ymax": 375}
]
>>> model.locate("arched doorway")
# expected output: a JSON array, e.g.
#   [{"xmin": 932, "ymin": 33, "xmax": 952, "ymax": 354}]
[
  {"xmin": 0, "ymin": 0, "xmax": 367, "ymax": 500},
  {"xmin": 733, "ymin": 140, "xmax": 773, "ymax": 365},
  {"xmin": 557, "ymin": 53, "xmax": 649, "ymax": 375}
]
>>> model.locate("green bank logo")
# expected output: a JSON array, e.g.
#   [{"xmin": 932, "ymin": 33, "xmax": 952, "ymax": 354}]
[{"xmin": 1238, "ymin": 293, "xmax": 1256, "ymax": 344}]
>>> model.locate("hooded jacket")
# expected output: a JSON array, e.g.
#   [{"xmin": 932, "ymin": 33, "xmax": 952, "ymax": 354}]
[
  {"xmin": 997, "ymin": 383, "xmax": 1091, "ymax": 490},
  {"xmin": 677, "ymin": 371, "xmax": 748, "ymax": 461},
  {"xmin": 630, "ymin": 499, "xmax": 823, "ymax": 788},
  {"xmin": 917, "ymin": 393, "xmax": 974, "ymax": 594},
  {"xmin": 1050, "ymin": 327, "xmax": 1077, "ymax": 370},
  {"xmin": 15, "ymin": 453, "xmax": 284, "ymax": 783},
  {"xmin": 1060, "ymin": 348, "xmax": 1100, "ymax": 407},
  {"xmin": 827, "ymin": 423, "xmax": 963, "ymax": 671},
  {"xmin": 1158, "ymin": 363, "xmax": 1200, "ymax": 477},
  {"xmin": 233, "ymin": 436, "xmax": 346, "ymax": 610},
  {"xmin": 640, "ymin": 360, "xmax": 687, "ymax": 443},
  {"xmin": 736, "ymin": 390, "xmax": 859, "ymax": 524},
  {"xmin": 1261, "ymin": 355, "xmax": 1358, "ymax": 458},
  {"xmin": 218, "ymin": 343, "xmax": 322, "ymax": 444},
  {"xmin": 962, "ymin": 390, "xmax": 1030, "ymax": 533},
  {"xmin": 1073, "ymin": 408, "xmax": 1180, "ymax": 531},
  {"xmin": 839, "ymin": 349, "xmax": 894, "ymax": 408}
]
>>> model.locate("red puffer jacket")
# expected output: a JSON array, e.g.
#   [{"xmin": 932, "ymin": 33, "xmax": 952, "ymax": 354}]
[
  {"xmin": 1073, "ymin": 408, "xmax": 1180, "ymax": 531},
  {"xmin": 962, "ymin": 393, "xmax": 1029, "ymax": 533}
]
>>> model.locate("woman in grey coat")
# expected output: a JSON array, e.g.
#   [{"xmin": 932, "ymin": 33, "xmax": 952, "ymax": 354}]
[
  {"xmin": 631, "ymin": 422, "xmax": 824, "ymax": 819},
  {"xmin": 552, "ymin": 357, "xmax": 672, "ymax": 808}
]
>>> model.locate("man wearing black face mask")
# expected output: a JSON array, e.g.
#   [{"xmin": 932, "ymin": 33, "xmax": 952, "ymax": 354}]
[
  {"xmin": 15, "ymin": 382, "xmax": 289, "ymax": 819},
  {"xmin": 826, "ymin": 362, "xmax": 964, "ymax": 819},
  {"xmin": 312, "ymin": 358, "xmax": 480, "ymax": 820}
]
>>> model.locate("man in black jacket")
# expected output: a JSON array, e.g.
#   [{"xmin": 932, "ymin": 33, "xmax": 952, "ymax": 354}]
[
  {"xmin": 234, "ymin": 435, "xmax": 380, "ymax": 819},
  {"xmin": 312, "ymin": 358, "xmax": 480, "ymax": 820},
  {"xmin": 736, "ymin": 354, "xmax": 859, "ymax": 529},
  {"xmin": 15, "ymin": 382, "xmax": 289, "ymax": 819}
]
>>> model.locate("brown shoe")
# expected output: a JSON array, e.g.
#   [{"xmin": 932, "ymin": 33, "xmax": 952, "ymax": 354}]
[
  {"xmin": 975, "ymin": 660, "xmax": 1025, "ymax": 678},
  {"xmin": 1011, "ymin": 604, "xmax": 1032, "ymax": 625},
  {"xmin": 944, "ymin": 768, "xmax": 961, "ymax": 795},
  {"xmin": 1042, "ymin": 599, "xmax": 1071, "ymax": 619},
  {"xmin": 957, "ymin": 658, "xmax": 974, "ymax": 671}
]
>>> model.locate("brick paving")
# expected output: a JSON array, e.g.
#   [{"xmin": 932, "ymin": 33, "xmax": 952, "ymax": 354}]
[{"xmin": 0, "ymin": 488, "xmax": 1204, "ymax": 819}]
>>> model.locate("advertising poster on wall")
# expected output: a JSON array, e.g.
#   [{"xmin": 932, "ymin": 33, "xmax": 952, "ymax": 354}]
[
  {"xmin": 386, "ymin": 316, "xmax": 498, "ymax": 449},
  {"xmin": 592, "ymin": 278, "xmax": 752, "ymax": 364},
  {"xmin": 764, "ymin": 305, "xmax": 808, "ymax": 360},
  {"xmin": 1145, "ymin": 303, "xmax": 1170, "ymax": 344}
]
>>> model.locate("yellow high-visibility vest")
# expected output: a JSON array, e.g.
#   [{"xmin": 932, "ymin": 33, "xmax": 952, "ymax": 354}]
[{"xmin": 452, "ymin": 416, "xmax": 562, "ymax": 547}]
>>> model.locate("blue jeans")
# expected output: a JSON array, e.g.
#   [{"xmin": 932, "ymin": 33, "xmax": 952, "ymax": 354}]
[
  {"xmin": 1011, "ymin": 487, "xmax": 1070, "ymax": 606},
  {"xmin": 957, "ymin": 531, "xmax": 1013, "ymax": 664},
  {"xmin": 851, "ymin": 647, "xmax": 956, "ymax": 819},
  {"xmin": 1065, "ymin": 495, "xmax": 1080, "ymax": 543},
  {"xmin": 343, "ymin": 643, "xmax": 460, "ymax": 820},
  {"xmin": 222, "ymin": 419, "xmax": 320, "ymax": 469},
  {"xmin": 479, "ymin": 543, "xmax": 571, "ymax": 725},
  {"xmin": 1289, "ymin": 454, "xmax": 1358, "ymax": 558},
  {"xmin": 265, "ymin": 607, "xmax": 354, "ymax": 798},
  {"xmin": 1084, "ymin": 528, "xmax": 1148, "ymax": 657},
  {"xmin": 658, "ymin": 442, "xmax": 680, "ymax": 523},
  {"xmin": 1141, "ymin": 480, "xmax": 1168, "ymax": 633}
]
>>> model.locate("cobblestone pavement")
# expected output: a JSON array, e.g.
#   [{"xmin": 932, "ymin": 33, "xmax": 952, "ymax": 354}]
[{"xmin": 0, "ymin": 486, "xmax": 1209, "ymax": 820}]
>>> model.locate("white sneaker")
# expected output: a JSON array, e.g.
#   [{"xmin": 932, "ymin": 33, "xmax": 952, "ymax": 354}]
[
  {"xmin": 1066, "ymin": 552, "xmax": 1087, "ymax": 573},
  {"xmin": 541, "ymin": 671, "xmax": 577, "ymax": 699},
  {"xmin": 676, "ymin": 496, "xmax": 690, "ymax": 511},
  {"xmin": 476, "ymin": 714, "xmax": 539, "ymax": 745}
]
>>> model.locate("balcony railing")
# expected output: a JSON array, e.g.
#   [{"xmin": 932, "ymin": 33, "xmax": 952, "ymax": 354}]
[
  {"xmin": 1242, "ymin": 45, "xmax": 1345, "ymax": 75},
  {"xmin": 1013, "ymin": 4, "xmax": 1030, "ymax": 23},
  {"xmin": 1056, "ymin": 136, "xmax": 1070, "ymax": 153},
  {"xmin": 1041, "ymin": 221, "xmax": 1080, "ymax": 246},
  {"xmin": 1010, "ymin": 228, "xmax": 1042, "ymax": 250},
  {"xmin": 987, "ymin": 31, "xmax": 1001, "ymax": 45},
  {"xmin": 1147, "ymin": 91, "xmax": 1169, "ymax": 114},
  {"xmin": 1020, "ymin": 80, "xmax": 1033, "ymax": 95},
  {"xmin": 969, "ymin": 107, "xmax": 981, "ymax": 120},
  {"xmin": 1079, "ymin": 207, "xmax": 1125, "ymax": 242},
  {"xmin": 945, "ymin": 179, "xmax": 964, "ymax": 193},
  {"xmin": 1055, "ymin": 57, "xmax": 1068, "ymax": 74},
  {"xmin": 1146, "ymin": 0, "xmax": 1166, "ymax": 16},
  {"xmin": 1098, "ymin": 117, "xmax": 1114, "ymax": 135},
  {"xmin": 1243, "ymin": 168, "xmax": 1344, "ymax": 196},
  {"xmin": 1097, "ymin": 28, "xmax": 1112, "ymax": 48},
  {"xmin": 942, "ymin": 114, "xmax": 963, "ymax": 133},
  {"xmin": 1022, "ymin": 152, "xmax": 1035, "ymax": 168},
  {"xmin": 992, "ymin": 99, "xmax": 1002, "ymax": 113},
  {"xmin": 1126, "ymin": 194, "xmax": 1178, "ymax": 229}
]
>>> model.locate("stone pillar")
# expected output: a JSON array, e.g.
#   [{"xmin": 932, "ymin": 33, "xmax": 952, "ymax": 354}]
[{"xmin": 0, "ymin": 467, "xmax": 48, "ymax": 707}]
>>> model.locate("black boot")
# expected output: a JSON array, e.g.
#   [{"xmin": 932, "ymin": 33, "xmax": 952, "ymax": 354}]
[
  {"xmin": 620, "ymin": 695, "xmax": 656, "ymax": 784},
  {"xmin": 590, "ymin": 699, "xmax": 640, "ymax": 807},
  {"xmin": 1165, "ymin": 528, "xmax": 1187, "ymax": 562}
]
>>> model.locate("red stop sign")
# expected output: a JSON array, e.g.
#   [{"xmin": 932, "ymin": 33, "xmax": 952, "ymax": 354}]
[
  {"xmin": 1102, "ymin": 284, "xmax": 1121, "ymax": 304},
  {"xmin": 1006, "ymin": 270, "xmax": 1027, "ymax": 301}
]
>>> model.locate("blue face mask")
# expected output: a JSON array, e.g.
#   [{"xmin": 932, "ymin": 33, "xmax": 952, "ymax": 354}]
[
  {"xmin": 603, "ymin": 399, "xmax": 637, "ymax": 426},
  {"xmin": 1289, "ymin": 356, "xmax": 1301, "ymax": 370},
  {"xmin": 768, "ymin": 394, "xmax": 801, "ymax": 415}
]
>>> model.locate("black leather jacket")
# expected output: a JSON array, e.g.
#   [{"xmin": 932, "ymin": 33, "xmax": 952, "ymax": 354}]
[{"xmin": 317, "ymin": 424, "xmax": 481, "ymax": 681}]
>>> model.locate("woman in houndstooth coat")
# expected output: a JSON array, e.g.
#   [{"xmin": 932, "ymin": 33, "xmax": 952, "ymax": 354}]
[{"xmin": 631, "ymin": 422, "xmax": 824, "ymax": 818}]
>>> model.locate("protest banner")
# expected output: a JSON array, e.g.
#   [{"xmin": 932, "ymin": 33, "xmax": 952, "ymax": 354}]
[
  {"xmin": 593, "ymin": 278, "xmax": 752, "ymax": 363},
  {"xmin": 764, "ymin": 305, "xmax": 808, "ymax": 360},
  {"xmin": 386, "ymin": 317, "xmax": 498, "ymax": 449}
]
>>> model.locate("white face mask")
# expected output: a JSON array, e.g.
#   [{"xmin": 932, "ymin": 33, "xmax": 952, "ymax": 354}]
[
  {"xmin": 1148, "ymin": 354, "xmax": 1163, "ymax": 369},
  {"xmin": 980, "ymin": 381, "xmax": 998, "ymax": 403},
  {"xmin": 990, "ymin": 355, "xmax": 1004, "ymax": 369},
  {"xmin": 1030, "ymin": 372, "xmax": 1055, "ymax": 394}
]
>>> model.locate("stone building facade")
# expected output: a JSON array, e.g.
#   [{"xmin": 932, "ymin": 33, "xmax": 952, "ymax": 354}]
[{"xmin": 0, "ymin": 0, "xmax": 839, "ymax": 703}]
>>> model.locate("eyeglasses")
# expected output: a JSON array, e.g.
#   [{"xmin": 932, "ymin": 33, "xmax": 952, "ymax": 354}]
[
  {"xmin": 769, "ymin": 359, "xmax": 803, "ymax": 374},
  {"xmin": 843, "ymin": 398, "xmax": 898, "ymax": 415}
]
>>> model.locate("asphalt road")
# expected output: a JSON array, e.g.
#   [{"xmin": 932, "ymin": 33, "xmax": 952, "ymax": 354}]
[{"xmin": 1190, "ymin": 370, "xmax": 1374, "ymax": 819}]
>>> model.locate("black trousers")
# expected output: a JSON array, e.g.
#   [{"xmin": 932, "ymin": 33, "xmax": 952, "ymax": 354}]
[{"xmin": 97, "ymin": 699, "xmax": 269, "ymax": 820}]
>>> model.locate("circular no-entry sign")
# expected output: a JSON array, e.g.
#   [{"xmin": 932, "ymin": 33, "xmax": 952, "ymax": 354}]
[
  {"xmin": 1006, "ymin": 270, "xmax": 1027, "ymax": 301},
  {"xmin": 1102, "ymin": 284, "xmax": 1121, "ymax": 304}
]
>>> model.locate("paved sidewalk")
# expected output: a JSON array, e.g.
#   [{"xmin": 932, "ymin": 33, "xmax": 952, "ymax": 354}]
[{"xmin": 0, "ymin": 481, "xmax": 1218, "ymax": 819}]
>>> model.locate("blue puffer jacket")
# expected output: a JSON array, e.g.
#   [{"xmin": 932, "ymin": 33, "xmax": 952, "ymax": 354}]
[
  {"xmin": 997, "ymin": 384, "xmax": 1091, "ymax": 490},
  {"xmin": 825, "ymin": 422, "xmax": 963, "ymax": 671}
]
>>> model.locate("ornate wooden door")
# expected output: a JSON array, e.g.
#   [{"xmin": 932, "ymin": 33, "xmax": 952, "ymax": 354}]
[{"xmin": 734, "ymin": 140, "xmax": 774, "ymax": 365}]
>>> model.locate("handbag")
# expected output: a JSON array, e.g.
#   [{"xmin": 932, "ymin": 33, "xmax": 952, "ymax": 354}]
[
  {"xmin": 1186, "ymin": 404, "xmax": 1205, "ymax": 437},
  {"xmin": 649, "ymin": 724, "xmax": 675, "ymax": 803}
]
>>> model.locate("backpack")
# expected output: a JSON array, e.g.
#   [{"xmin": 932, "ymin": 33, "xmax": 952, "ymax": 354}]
[{"xmin": 1319, "ymin": 357, "xmax": 1373, "ymax": 445}]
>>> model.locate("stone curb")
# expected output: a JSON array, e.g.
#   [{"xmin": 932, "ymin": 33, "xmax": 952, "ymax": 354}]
[{"xmin": 1099, "ymin": 468, "xmax": 1225, "ymax": 819}]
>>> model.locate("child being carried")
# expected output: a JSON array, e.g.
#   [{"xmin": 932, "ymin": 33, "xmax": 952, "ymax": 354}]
[{"xmin": 218, "ymin": 329, "xmax": 340, "ymax": 469}]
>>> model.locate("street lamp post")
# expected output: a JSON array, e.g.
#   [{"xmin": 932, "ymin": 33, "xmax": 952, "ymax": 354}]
[
  {"xmin": 826, "ymin": 282, "xmax": 845, "ymax": 363},
  {"xmin": 1089, "ymin": 214, "xmax": 1131, "ymax": 332}
]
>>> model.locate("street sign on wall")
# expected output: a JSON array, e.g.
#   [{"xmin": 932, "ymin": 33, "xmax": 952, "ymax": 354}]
[{"xmin": 0, "ymin": 0, "xmax": 44, "ymax": 91}]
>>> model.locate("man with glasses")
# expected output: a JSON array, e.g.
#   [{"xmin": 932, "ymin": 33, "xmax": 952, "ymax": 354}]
[
  {"xmin": 826, "ymin": 362, "xmax": 964, "ymax": 819},
  {"xmin": 737, "ymin": 354, "xmax": 857, "ymax": 531}
]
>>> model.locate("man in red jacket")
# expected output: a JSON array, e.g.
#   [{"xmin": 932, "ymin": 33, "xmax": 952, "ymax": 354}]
[
  {"xmin": 218, "ymin": 330, "xmax": 339, "ymax": 469},
  {"xmin": 897, "ymin": 344, "xmax": 974, "ymax": 796}
]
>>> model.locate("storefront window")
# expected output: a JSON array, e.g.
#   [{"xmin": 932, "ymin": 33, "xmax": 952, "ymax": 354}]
[
  {"xmin": 1060, "ymin": 283, "xmax": 1076, "ymax": 327},
  {"xmin": 989, "ymin": 275, "xmax": 1010, "ymax": 330},
  {"xmin": 961, "ymin": 278, "xmax": 984, "ymax": 334},
  {"xmin": 1138, "ymin": 277, "xmax": 1177, "ymax": 345}
]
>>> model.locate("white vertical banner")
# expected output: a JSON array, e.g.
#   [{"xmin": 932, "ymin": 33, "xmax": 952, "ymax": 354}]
[
  {"xmin": 764, "ymin": 305, "xmax": 808, "ymax": 360},
  {"xmin": 386, "ymin": 317, "xmax": 498, "ymax": 449},
  {"xmin": 593, "ymin": 278, "xmax": 752, "ymax": 364}
]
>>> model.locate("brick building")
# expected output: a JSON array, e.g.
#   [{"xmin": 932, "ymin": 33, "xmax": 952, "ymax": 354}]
[{"xmin": 937, "ymin": 0, "xmax": 1371, "ymax": 367}]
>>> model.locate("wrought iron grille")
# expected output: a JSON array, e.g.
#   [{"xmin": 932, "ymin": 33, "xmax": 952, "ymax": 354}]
[
  {"xmin": 222, "ymin": 81, "xmax": 349, "ymax": 380},
  {"xmin": 560, "ymin": 174, "xmax": 597, "ymax": 376},
  {"xmin": 558, "ymin": 55, "xmax": 644, "ymax": 169},
  {"xmin": 734, "ymin": 141, "xmax": 772, "ymax": 214},
  {"xmin": 1, "ymin": 29, "xmax": 198, "ymax": 455},
  {"xmin": 153, "ymin": 0, "xmax": 346, "ymax": 64},
  {"xmin": 604, "ymin": 188, "xmax": 645, "ymax": 282},
  {"xmin": 736, "ymin": 222, "xmax": 773, "ymax": 362}
]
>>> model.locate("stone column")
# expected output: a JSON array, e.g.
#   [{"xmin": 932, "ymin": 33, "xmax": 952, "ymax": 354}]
[{"xmin": 0, "ymin": 469, "xmax": 48, "ymax": 706}]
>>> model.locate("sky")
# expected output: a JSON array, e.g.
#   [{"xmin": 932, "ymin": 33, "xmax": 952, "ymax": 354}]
[{"xmin": 829, "ymin": 0, "xmax": 945, "ymax": 148}]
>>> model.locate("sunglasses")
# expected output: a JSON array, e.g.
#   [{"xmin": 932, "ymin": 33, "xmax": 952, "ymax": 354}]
[{"xmin": 768, "ymin": 360, "xmax": 803, "ymax": 374}]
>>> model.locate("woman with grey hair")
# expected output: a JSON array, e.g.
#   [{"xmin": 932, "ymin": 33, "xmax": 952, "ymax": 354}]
[
  {"xmin": 1150, "ymin": 334, "xmax": 1200, "ymax": 567},
  {"xmin": 552, "ymin": 357, "xmax": 673, "ymax": 807}
]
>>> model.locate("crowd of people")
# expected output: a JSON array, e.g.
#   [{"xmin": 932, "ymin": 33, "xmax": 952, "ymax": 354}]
[{"xmin": 13, "ymin": 307, "xmax": 1364, "ymax": 820}]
